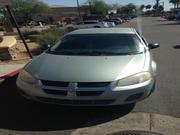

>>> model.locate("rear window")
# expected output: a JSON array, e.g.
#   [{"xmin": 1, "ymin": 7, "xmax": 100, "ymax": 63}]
[{"xmin": 50, "ymin": 34, "xmax": 145, "ymax": 55}]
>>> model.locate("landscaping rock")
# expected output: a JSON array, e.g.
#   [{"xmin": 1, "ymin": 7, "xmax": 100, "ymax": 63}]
[
  {"xmin": 0, "ymin": 36, "xmax": 18, "ymax": 60},
  {"xmin": 0, "ymin": 44, "xmax": 19, "ymax": 60}
]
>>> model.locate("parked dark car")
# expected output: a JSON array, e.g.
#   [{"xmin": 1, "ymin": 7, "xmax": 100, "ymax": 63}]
[
  {"xmin": 111, "ymin": 18, "xmax": 123, "ymax": 24},
  {"xmin": 165, "ymin": 13, "xmax": 176, "ymax": 21},
  {"xmin": 103, "ymin": 18, "xmax": 122, "ymax": 25}
]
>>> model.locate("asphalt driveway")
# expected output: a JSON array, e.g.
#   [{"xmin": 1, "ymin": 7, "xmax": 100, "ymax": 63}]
[{"xmin": 121, "ymin": 17, "xmax": 180, "ymax": 117}]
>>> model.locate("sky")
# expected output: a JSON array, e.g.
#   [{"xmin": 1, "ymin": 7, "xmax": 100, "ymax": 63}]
[{"xmin": 42, "ymin": 0, "xmax": 172, "ymax": 10}]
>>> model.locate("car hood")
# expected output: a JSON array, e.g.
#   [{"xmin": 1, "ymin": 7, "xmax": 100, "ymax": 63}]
[{"xmin": 26, "ymin": 53, "xmax": 146, "ymax": 82}]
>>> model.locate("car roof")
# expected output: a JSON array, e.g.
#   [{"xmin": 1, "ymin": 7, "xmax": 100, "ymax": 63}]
[{"xmin": 68, "ymin": 28, "xmax": 136, "ymax": 35}]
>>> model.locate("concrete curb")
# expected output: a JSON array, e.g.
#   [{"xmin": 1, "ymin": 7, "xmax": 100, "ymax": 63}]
[
  {"xmin": 0, "ymin": 36, "xmax": 17, "ymax": 49},
  {"xmin": 71, "ymin": 112, "xmax": 180, "ymax": 135},
  {"xmin": 0, "ymin": 64, "xmax": 25, "ymax": 85},
  {"xmin": 0, "ymin": 64, "xmax": 25, "ymax": 77},
  {"xmin": 0, "ymin": 78, "xmax": 5, "ymax": 84},
  {"xmin": 0, "ymin": 68, "xmax": 22, "ymax": 85}
]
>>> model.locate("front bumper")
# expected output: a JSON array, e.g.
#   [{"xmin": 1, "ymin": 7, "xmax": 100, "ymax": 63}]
[{"xmin": 16, "ymin": 78, "xmax": 155, "ymax": 106}]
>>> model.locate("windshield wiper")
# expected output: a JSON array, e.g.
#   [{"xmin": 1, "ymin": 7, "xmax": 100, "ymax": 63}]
[
  {"xmin": 114, "ymin": 52, "xmax": 140, "ymax": 55},
  {"xmin": 82, "ymin": 51, "xmax": 141, "ymax": 56},
  {"xmin": 48, "ymin": 50, "xmax": 142, "ymax": 56},
  {"xmin": 48, "ymin": 50, "xmax": 81, "ymax": 55}
]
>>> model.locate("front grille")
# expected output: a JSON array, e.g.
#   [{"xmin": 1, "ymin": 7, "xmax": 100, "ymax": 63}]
[
  {"xmin": 41, "ymin": 80, "xmax": 69, "ymax": 87},
  {"xmin": 36, "ymin": 97, "xmax": 115, "ymax": 105},
  {"xmin": 43, "ymin": 89, "xmax": 67, "ymax": 96},
  {"xmin": 78, "ymin": 82, "xmax": 110, "ymax": 88},
  {"xmin": 76, "ymin": 91, "xmax": 104, "ymax": 96},
  {"xmin": 41, "ymin": 80, "xmax": 111, "ymax": 88},
  {"xmin": 41, "ymin": 80, "xmax": 110, "ymax": 96}
]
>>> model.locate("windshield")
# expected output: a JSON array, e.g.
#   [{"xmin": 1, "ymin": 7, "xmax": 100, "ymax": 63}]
[{"xmin": 50, "ymin": 34, "xmax": 144, "ymax": 55}]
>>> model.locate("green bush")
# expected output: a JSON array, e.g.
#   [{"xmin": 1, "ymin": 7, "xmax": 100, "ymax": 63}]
[
  {"xmin": 22, "ymin": 30, "xmax": 41, "ymax": 39},
  {"xmin": 38, "ymin": 28, "xmax": 66, "ymax": 49},
  {"xmin": 28, "ymin": 35, "xmax": 41, "ymax": 42}
]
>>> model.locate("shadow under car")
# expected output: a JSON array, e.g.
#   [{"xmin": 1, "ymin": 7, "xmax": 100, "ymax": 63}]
[{"xmin": 0, "ymin": 76, "xmax": 135, "ymax": 131}]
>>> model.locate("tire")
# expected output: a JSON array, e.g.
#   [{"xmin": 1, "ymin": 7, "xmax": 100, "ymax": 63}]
[{"xmin": 94, "ymin": 26, "xmax": 101, "ymax": 28}]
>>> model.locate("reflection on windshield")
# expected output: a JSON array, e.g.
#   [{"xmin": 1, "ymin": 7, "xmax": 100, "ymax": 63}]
[{"xmin": 50, "ymin": 34, "xmax": 145, "ymax": 55}]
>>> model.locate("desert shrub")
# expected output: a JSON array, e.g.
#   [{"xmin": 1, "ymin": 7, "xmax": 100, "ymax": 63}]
[
  {"xmin": 28, "ymin": 35, "xmax": 41, "ymax": 42},
  {"xmin": 22, "ymin": 30, "xmax": 41, "ymax": 39},
  {"xmin": 38, "ymin": 28, "xmax": 66, "ymax": 49}
]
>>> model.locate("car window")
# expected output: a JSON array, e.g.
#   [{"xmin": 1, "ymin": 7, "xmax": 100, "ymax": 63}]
[{"xmin": 50, "ymin": 34, "xmax": 145, "ymax": 55}]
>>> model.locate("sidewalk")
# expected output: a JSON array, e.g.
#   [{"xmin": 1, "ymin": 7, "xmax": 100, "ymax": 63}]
[
  {"xmin": 0, "ymin": 64, "xmax": 25, "ymax": 84},
  {"xmin": 72, "ymin": 112, "xmax": 180, "ymax": 135},
  {"xmin": 0, "ymin": 112, "xmax": 178, "ymax": 135},
  {"xmin": 0, "ymin": 64, "xmax": 25, "ymax": 77}
]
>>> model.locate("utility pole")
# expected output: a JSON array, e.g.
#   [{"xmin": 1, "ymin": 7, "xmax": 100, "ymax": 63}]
[
  {"xmin": 6, "ymin": 5, "xmax": 33, "ymax": 59},
  {"xmin": 88, "ymin": 0, "xmax": 92, "ymax": 14},
  {"xmin": 76, "ymin": 0, "xmax": 82, "ymax": 21},
  {"xmin": 156, "ymin": 0, "xmax": 160, "ymax": 16},
  {"xmin": 162, "ymin": 1, "xmax": 164, "ymax": 9}
]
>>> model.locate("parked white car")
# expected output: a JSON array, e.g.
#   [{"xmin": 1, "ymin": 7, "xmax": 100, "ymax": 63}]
[
  {"xmin": 16, "ymin": 28, "xmax": 159, "ymax": 106},
  {"xmin": 67, "ymin": 20, "xmax": 109, "ymax": 30},
  {"xmin": 102, "ymin": 21, "xmax": 116, "ymax": 27}
]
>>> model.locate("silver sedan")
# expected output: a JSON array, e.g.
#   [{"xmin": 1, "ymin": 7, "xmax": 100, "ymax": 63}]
[{"xmin": 16, "ymin": 28, "xmax": 159, "ymax": 106}]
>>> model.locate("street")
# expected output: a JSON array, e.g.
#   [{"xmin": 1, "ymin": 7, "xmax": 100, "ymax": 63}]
[
  {"xmin": 0, "ymin": 17, "xmax": 180, "ymax": 134},
  {"xmin": 120, "ymin": 17, "xmax": 180, "ymax": 117}
]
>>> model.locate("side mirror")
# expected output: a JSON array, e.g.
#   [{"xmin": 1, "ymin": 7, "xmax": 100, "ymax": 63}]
[
  {"xmin": 43, "ymin": 44, "xmax": 51, "ymax": 51},
  {"xmin": 46, "ymin": 44, "xmax": 51, "ymax": 48},
  {"xmin": 148, "ymin": 43, "xmax": 160, "ymax": 50}
]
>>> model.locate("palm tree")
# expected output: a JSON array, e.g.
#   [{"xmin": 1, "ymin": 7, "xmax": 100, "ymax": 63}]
[
  {"xmin": 169, "ymin": 0, "xmax": 180, "ymax": 8},
  {"xmin": 156, "ymin": 0, "xmax": 160, "ymax": 7},
  {"xmin": 176, "ymin": 0, "xmax": 180, "ymax": 8},
  {"xmin": 140, "ymin": 4, "xmax": 145, "ymax": 11},
  {"xmin": 170, "ymin": 0, "xmax": 176, "ymax": 8},
  {"xmin": 146, "ymin": 5, "xmax": 152, "ymax": 10}
]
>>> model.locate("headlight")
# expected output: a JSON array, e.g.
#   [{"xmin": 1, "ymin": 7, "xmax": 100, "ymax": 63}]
[
  {"xmin": 117, "ymin": 72, "xmax": 152, "ymax": 87},
  {"xmin": 18, "ymin": 70, "xmax": 36, "ymax": 84}
]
